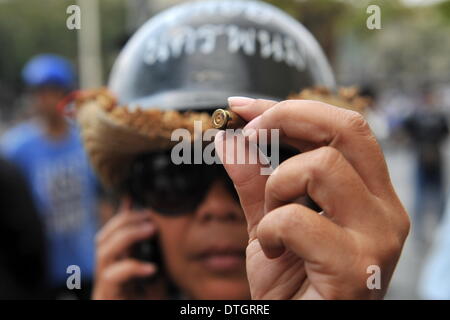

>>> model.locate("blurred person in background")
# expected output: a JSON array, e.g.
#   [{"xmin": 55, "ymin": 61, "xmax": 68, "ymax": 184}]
[
  {"xmin": 403, "ymin": 85, "xmax": 449, "ymax": 241},
  {"xmin": 0, "ymin": 156, "xmax": 46, "ymax": 299},
  {"xmin": 0, "ymin": 54, "xmax": 99, "ymax": 299},
  {"xmin": 359, "ymin": 85, "xmax": 389, "ymax": 142}
]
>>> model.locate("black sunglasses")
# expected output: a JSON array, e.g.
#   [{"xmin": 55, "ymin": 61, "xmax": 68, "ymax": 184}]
[{"xmin": 124, "ymin": 146, "xmax": 299, "ymax": 216}]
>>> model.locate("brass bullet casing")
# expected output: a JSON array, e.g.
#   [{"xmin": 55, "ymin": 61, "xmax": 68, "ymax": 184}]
[{"xmin": 212, "ymin": 109, "xmax": 246, "ymax": 130}]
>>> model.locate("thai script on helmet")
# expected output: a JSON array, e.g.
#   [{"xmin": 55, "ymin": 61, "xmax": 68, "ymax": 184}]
[{"xmin": 143, "ymin": 24, "xmax": 307, "ymax": 72}]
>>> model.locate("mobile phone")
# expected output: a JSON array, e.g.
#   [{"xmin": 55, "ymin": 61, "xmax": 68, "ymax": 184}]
[
  {"xmin": 127, "ymin": 204, "xmax": 163, "ymax": 296},
  {"xmin": 130, "ymin": 203, "xmax": 162, "ymax": 266},
  {"xmin": 131, "ymin": 233, "xmax": 162, "ymax": 266}
]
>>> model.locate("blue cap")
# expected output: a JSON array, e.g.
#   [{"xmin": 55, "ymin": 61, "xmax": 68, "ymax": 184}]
[{"xmin": 22, "ymin": 54, "xmax": 75, "ymax": 89}]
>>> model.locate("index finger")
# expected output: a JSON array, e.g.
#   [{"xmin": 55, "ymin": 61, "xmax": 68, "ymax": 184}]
[{"xmin": 230, "ymin": 98, "xmax": 393, "ymax": 198}]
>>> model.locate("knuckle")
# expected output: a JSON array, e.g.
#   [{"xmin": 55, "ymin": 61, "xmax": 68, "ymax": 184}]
[
  {"xmin": 265, "ymin": 167, "xmax": 288, "ymax": 201},
  {"xmin": 259, "ymin": 108, "xmax": 270, "ymax": 125},
  {"xmin": 364, "ymin": 231, "xmax": 404, "ymax": 273},
  {"xmin": 254, "ymin": 98, "xmax": 269, "ymax": 106},
  {"xmin": 401, "ymin": 215, "xmax": 411, "ymax": 240},
  {"xmin": 277, "ymin": 204, "xmax": 300, "ymax": 234},
  {"xmin": 256, "ymin": 213, "xmax": 273, "ymax": 240},
  {"xmin": 259, "ymin": 205, "xmax": 297, "ymax": 240},
  {"xmin": 393, "ymin": 212, "xmax": 411, "ymax": 252},
  {"xmin": 274, "ymin": 99, "xmax": 291, "ymax": 110},
  {"xmin": 390, "ymin": 210, "xmax": 411, "ymax": 245},
  {"xmin": 278, "ymin": 99, "xmax": 305, "ymax": 114},
  {"xmin": 388, "ymin": 238, "xmax": 403, "ymax": 260},
  {"xmin": 317, "ymin": 145, "xmax": 341, "ymax": 162},
  {"xmin": 386, "ymin": 203, "xmax": 411, "ymax": 245},
  {"xmin": 308, "ymin": 99, "xmax": 328, "ymax": 109},
  {"xmin": 344, "ymin": 110, "xmax": 371, "ymax": 134},
  {"xmin": 265, "ymin": 176, "xmax": 278, "ymax": 199},
  {"xmin": 378, "ymin": 236, "xmax": 403, "ymax": 267},
  {"xmin": 300, "ymin": 99, "xmax": 331, "ymax": 113},
  {"xmin": 270, "ymin": 100, "xmax": 292, "ymax": 118},
  {"xmin": 398, "ymin": 211, "xmax": 411, "ymax": 240},
  {"xmin": 309, "ymin": 146, "xmax": 342, "ymax": 177}
]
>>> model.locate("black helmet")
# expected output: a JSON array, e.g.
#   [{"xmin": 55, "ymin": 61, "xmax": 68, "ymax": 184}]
[{"xmin": 109, "ymin": 0, "xmax": 335, "ymax": 111}]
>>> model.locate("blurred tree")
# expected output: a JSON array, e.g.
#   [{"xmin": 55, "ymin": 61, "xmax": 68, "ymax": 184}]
[
  {"xmin": 436, "ymin": 0, "xmax": 450, "ymax": 23},
  {"xmin": 0, "ymin": 0, "xmax": 126, "ymax": 114},
  {"xmin": 0, "ymin": 0, "xmax": 76, "ymax": 101}
]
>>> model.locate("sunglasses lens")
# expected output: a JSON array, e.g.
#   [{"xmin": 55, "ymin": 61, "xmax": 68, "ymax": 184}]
[
  {"xmin": 142, "ymin": 166, "xmax": 208, "ymax": 215},
  {"xmin": 127, "ymin": 151, "xmax": 237, "ymax": 216},
  {"xmin": 126, "ymin": 145, "xmax": 298, "ymax": 216}
]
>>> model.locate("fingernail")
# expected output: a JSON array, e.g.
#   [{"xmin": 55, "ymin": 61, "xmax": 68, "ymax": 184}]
[{"xmin": 228, "ymin": 96, "xmax": 255, "ymax": 107}]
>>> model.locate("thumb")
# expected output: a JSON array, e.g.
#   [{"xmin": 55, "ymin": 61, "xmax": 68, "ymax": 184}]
[
  {"xmin": 257, "ymin": 203, "xmax": 353, "ymax": 266},
  {"xmin": 214, "ymin": 130, "xmax": 270, "ymax": 239}
]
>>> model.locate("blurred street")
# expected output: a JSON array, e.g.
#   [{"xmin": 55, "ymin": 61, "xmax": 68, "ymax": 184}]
[{"xmin": 385, "ymin": 139, "xmax": 450, "ymax": 299}]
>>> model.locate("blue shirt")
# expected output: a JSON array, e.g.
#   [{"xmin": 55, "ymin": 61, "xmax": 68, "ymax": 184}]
[{"xmin": 1, "ymin": 120, "xmax": 98, "ymax": 287}]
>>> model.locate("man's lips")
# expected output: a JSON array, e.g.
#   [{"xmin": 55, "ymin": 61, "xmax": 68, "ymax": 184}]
[{"xmin": 191, "ymin": 246, "xmax": 246, "ymax": 273}]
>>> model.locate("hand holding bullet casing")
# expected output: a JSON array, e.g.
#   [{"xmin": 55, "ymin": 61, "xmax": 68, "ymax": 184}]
[{"xmin": 212, "ymin": 109, "xmax": 247, "ymax": 130}]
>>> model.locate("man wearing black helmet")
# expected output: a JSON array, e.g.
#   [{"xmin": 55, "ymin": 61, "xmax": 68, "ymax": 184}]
[{"xmin": 79, "ymin": 0, "xmax": 409, "ymax": 300}]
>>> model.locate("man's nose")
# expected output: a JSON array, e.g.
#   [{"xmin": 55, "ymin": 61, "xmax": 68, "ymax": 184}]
[{"xmin": 194, "ymin": 179, "xmax": 244, "ymax": 223}]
